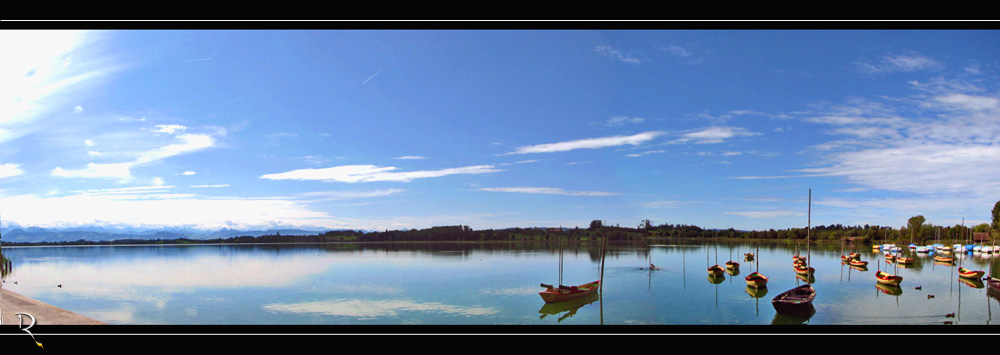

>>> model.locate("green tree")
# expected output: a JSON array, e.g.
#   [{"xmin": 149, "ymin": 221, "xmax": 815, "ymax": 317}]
[
  {"xmin": 992, "ymin": 200, "xmax": 1000, "ymax": 232},
  {"xmin": 907, "ymin": 215, "xmax": 925, "ymax": 242}
]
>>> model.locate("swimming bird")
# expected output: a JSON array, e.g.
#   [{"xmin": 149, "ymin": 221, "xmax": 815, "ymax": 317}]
[
  {"xmin": 928, "ymin": 294, "xmax": 935, "ymax": 299},
  {"xmin": 57, "ymin": 284, "xmax": 62, "ymax": 288},
  {"xmin": 915, "ymin": 286, "xmax": 922, "ymax": 290},
  {"xmin": 945, "ymin": 313, "xmax": 955, "ymax": 318}
]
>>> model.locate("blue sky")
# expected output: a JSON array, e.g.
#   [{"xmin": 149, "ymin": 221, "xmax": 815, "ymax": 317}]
[{"xmin": 1, "ymin": 29, "xmax": 999, "ymax": 232}]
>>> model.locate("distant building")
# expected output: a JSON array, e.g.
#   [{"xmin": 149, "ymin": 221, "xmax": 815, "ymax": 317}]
[{"xmin": 973, "ymin": 232, "xmax": 991, "ymax": 243}]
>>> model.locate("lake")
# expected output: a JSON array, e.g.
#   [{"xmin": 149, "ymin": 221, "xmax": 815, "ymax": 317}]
[{"xmin": 1, "ymin": 241, "xmax": 998, "ymax": 326}]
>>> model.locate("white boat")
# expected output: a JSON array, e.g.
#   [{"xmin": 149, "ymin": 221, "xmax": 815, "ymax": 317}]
[
  {"xmin": 973, "ymin": 246, "xmax": 982, "ymax": 252},
  {"xmin": 916, "ymin": 246, "xmax": 929, "ymax": 253}
]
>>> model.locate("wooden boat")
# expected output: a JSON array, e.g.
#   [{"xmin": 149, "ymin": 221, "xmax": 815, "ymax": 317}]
[
  {"xmin": 933, "ymin": 255, "xmax": 954, "ymax": 263},
  {"xmin": 849, "ymin": 260, "xmax": 868, "ymax": 267},
  {"xmin": 884, "ymin": 254, "xmax": 896, "ymax": 262},
  {"xmin": 895, "ymin": 256, "xmax": 914, "ymax": 265},
  {"xmin": 726, "ymin": 260, "xmax": 740, "ymax": 269},
  {"xmin": 957, "ymin": 267, "xmax": 984, "ymax": 279},
  {"xmin": 849, "ymin": 253, "xmax": 861, "ymax": 261},
  {"xmin": 849, "ymin": 264, "xmax": 869, "ymax": 272},
  {"xmin": 772, "ymin": 284, "xmax": 816, "ymax": 315},
  {"xmin": 745, "ymin": 271, "xmax": 768, "ymax": 289},
  {"xmin": 708, "ymin": 264, "xmax": 725, "ymax": 276},
  {"xmin": 793, "ymin": 255, "xmax": 806, "ymax": 264},
  {"xmin": 988, "ymin": 277, "xmax": 1000, "ymax": 294},
  {"xmin": 794, "ymin": 263, "xmax": 815, "ymax": 275},
  {"xmin": 875, "ymin": 271, "xmax": 903, "ymax": 285},
  {"xmin": 539, "ymin": 280, "xmax": 600, "ymax": 303},
  {"xmin": 744, "ymin": 252, "xmax": 754, "ymax": 261}
]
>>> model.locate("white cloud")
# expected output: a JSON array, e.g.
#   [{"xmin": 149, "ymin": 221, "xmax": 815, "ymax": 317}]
[
  {"xmin": 53, "ymin": 132, "xmax": 216, "ymax": 182},
  {"xmin": 0, "ymin": 163, "xmax": 23, "ymax": 178},
  {"xmin": 478, "ymin": 187, "xmax": 622, "ymax": 196},
  {"xmin": 263, "ymin": 298, "xmax": 498, "ymax": 318},
  {"xmin": 673, "ymin": 126, "xmax": 760, "ymax": 144},
  {"xmin": 0, "ymin": 190, "xmax": 334, "ymax": 230},
  {"xmin": 73, "ymin": 105, "xmax": 83, "ymax": 114},
  {"xmin": 605, "ymin": 116, "xmax": 644, "ymax": 126},
  {"xmin": 859, "ymin": 53, "xmax": 942, "ymax": 74},
  {"xmin": 85, "ymin": 139, "xmax": 94, "ymax": 146},
  {"xmin": 595, "ymin": 45, "xmax": 641, "ymax": 64},
  {"xmin": 504, "ymin": 131, "xmax": 664, "ymax": 155},
  {"xmin": 152, "ymin": 124, "xmax": 187, "ymax": 134},
  {"xmin": 300, "ymin": 189, "xmax": 405, "ymax": 200},
  {"xmin": 152, "ymin": 177, "xmax": 164, "ymax": 186},
  {"xmin": 664, "ymin": 44, "xmax": 692, "ymax": 57},
  {"xmin": 261, "ymin": 164, "xmax": 502, "ymax": 183},
  {"xmin": 181, "ymin": 171, "xmax": 196, "ymax": 176},
  {"xmin": 0, "ymin": 30, "xmax": 109, "ymax": 143},
  {"xmin": 52, "ymin": 162, "xmax": 134, "ymax": 181},
  {"xmin": 392, "ymin": 155, "xmax": 426, "ymax": 160},
  {"xmin": 190, "ymin": 184, "xmax": 229, "ymax": 188},
  {"xmin": 625, "ymin": 150, "xmax": 665, "ymax": 157}
]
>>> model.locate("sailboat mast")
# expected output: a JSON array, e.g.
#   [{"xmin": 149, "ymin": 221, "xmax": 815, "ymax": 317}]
[{"xmin": 807, "ymin": 189, "xmax": 811, "ymax": 267}]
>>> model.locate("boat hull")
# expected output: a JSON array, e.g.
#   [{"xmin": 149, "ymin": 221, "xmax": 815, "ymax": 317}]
[
  {"xmin": 876, "ymin": 271, "xmax": 903, "ymax": 285},
  {"xmin": 772, "ymin": 284, "xmax": 816, "ymax": 316},
  {"xmin": 539, "ymin": 281, "xmax": 600, "ymax": 303},
  {"xmin": 745, "ymin": 272, "xmax": 768, "ymax": 289},
  {"xmin": 958, "ymin": 268, "xmax": 984, "ymax": 279}
]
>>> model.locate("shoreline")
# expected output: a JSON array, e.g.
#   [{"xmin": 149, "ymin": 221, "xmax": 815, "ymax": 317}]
[{"xmin": 0, "ymin": 287, "xmax": 104, "ymax": 325}]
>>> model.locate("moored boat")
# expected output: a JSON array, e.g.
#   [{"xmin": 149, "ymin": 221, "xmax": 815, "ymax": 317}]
[
  {"xmin": 708, "ymin": 264, "xmax": 725, "ymax": 276},
  {"xmin": 745, "ymin": 271, "xmax": 768, "ymax": 289},
  {"xmin": 934, "ymin": 255, "xmax": 954, "ymax": 263},
  {"xmin": 957, "ymin": 267, "xmax": 984, "ymax": 279},
  {"xmin": 539, "ymin": 280, "xmax": 600, "ymax": 303},
  {"xmin": 772, "ymin": 284, "xmax": 816, "ymax": 315},
  {"xmin": 849, "ymin": 259, "xmax": 868, "ymax": 267},
  {"xmin": 876, "ymin": 271, "xmax": 903, "ymax": 285},
  {"xmin": 726, "ymin": 260, "xmax": 740, "ymax": 270},
  {"xmin": 895, "ymin": 256, "xmax": 914, "ymax": 265},
  {"xmin": 794, "ymin": 263, "xmax": 815, "ymax": 275}
]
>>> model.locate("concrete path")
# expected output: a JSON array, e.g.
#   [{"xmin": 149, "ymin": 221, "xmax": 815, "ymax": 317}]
[{"xmin": 0, "ymin": 287, "xmax": 104, "ymax": 325}]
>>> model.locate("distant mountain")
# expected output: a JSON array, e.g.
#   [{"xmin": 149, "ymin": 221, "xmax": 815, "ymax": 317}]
[{"xmin": 0, "ymin": 225, "xmax": 370, "ymax": 243}]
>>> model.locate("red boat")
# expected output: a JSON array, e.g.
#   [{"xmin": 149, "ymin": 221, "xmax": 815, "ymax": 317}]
[
  {"xmin": 708, "ymin": 265, "xmax": 726, "ymax": 276},
  {"xmin": 876, "ymin": 271, "xmax": 903, "ymax": 285},
  {"xmin": 539, "ymin": 281, "xmax": 600, "ymax": 303},
  {"xmin": 849, "ymin": 260, "xmax": 868, "ymax": 267}
]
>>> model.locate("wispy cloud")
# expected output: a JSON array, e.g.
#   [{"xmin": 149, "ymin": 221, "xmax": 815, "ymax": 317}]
[
  {"xmin": 190, "ymin": 184, "xmax": 229, "ymax": 188},
  {"xmin": 300, "ymin": 189, "xmax": 405, "ymax": 201},
  {"xmin": 51, "ymin": 131, "xmax": 217, "ymax": 182},
  {"xmin": 595, "ymin": 45, "xmax": 641, "ymax": 64},
  {"xmin": 152, "ymin": 124, "xmax": 186, "ymax": 134},
  {"xmin": 625, "ymin": 150, "xmax": 665, "ymax": 158},
  {"xmin": 478, "ymin": 187, "xmax": 622, "ymax": 196},
  {"xmin": 261, "ymin": 164, "xmax": 502, "ymax": 183},
  {"xmin": 392, "ymin": 155, "xmax": 426, "ymax": 160},
  {"xmin": 604, "ymin": 116, "xmax": 644, "ymax": 126},
  {"xmin": 671, "ymin": 126, "xmax": 760, "ymax": 144},
  {"xmin": 664, "ymin": 44, "xmax": 692, "ymax": 57},
  {"xmin": 504, "ymin": 131, "xmax": 664, "ymax": 155},
  {"xmin": 858, "ymin": 52, "xmax": 942, "ymax": 74}
]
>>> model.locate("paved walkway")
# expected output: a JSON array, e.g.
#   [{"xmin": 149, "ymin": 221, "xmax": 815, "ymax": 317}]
[{"xmin": 0, "ymin": 287, "xmax": 104, "ymax": 325}]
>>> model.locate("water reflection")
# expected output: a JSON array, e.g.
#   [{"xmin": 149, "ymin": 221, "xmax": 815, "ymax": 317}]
[
  {"xmin": 2, "ymin": 241, "xmax": 999, "ymax": 325},
  {"xmin": 538, "ymin": 292, "xmax": 599, "ymax": 322},
  {"xmin": 771, "ymin": 305, "xmax": 815, "ymax": 325}
]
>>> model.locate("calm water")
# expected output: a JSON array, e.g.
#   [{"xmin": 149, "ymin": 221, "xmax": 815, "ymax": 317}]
[{"xmin": 1, "ymin": 241, "xmax": 999, "ymax": 325}]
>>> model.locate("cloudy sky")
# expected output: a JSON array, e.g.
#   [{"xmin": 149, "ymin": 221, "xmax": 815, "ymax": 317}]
[{"xmin": 1, "ymin": 29, "xmax": 998, "ymax": 231}]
